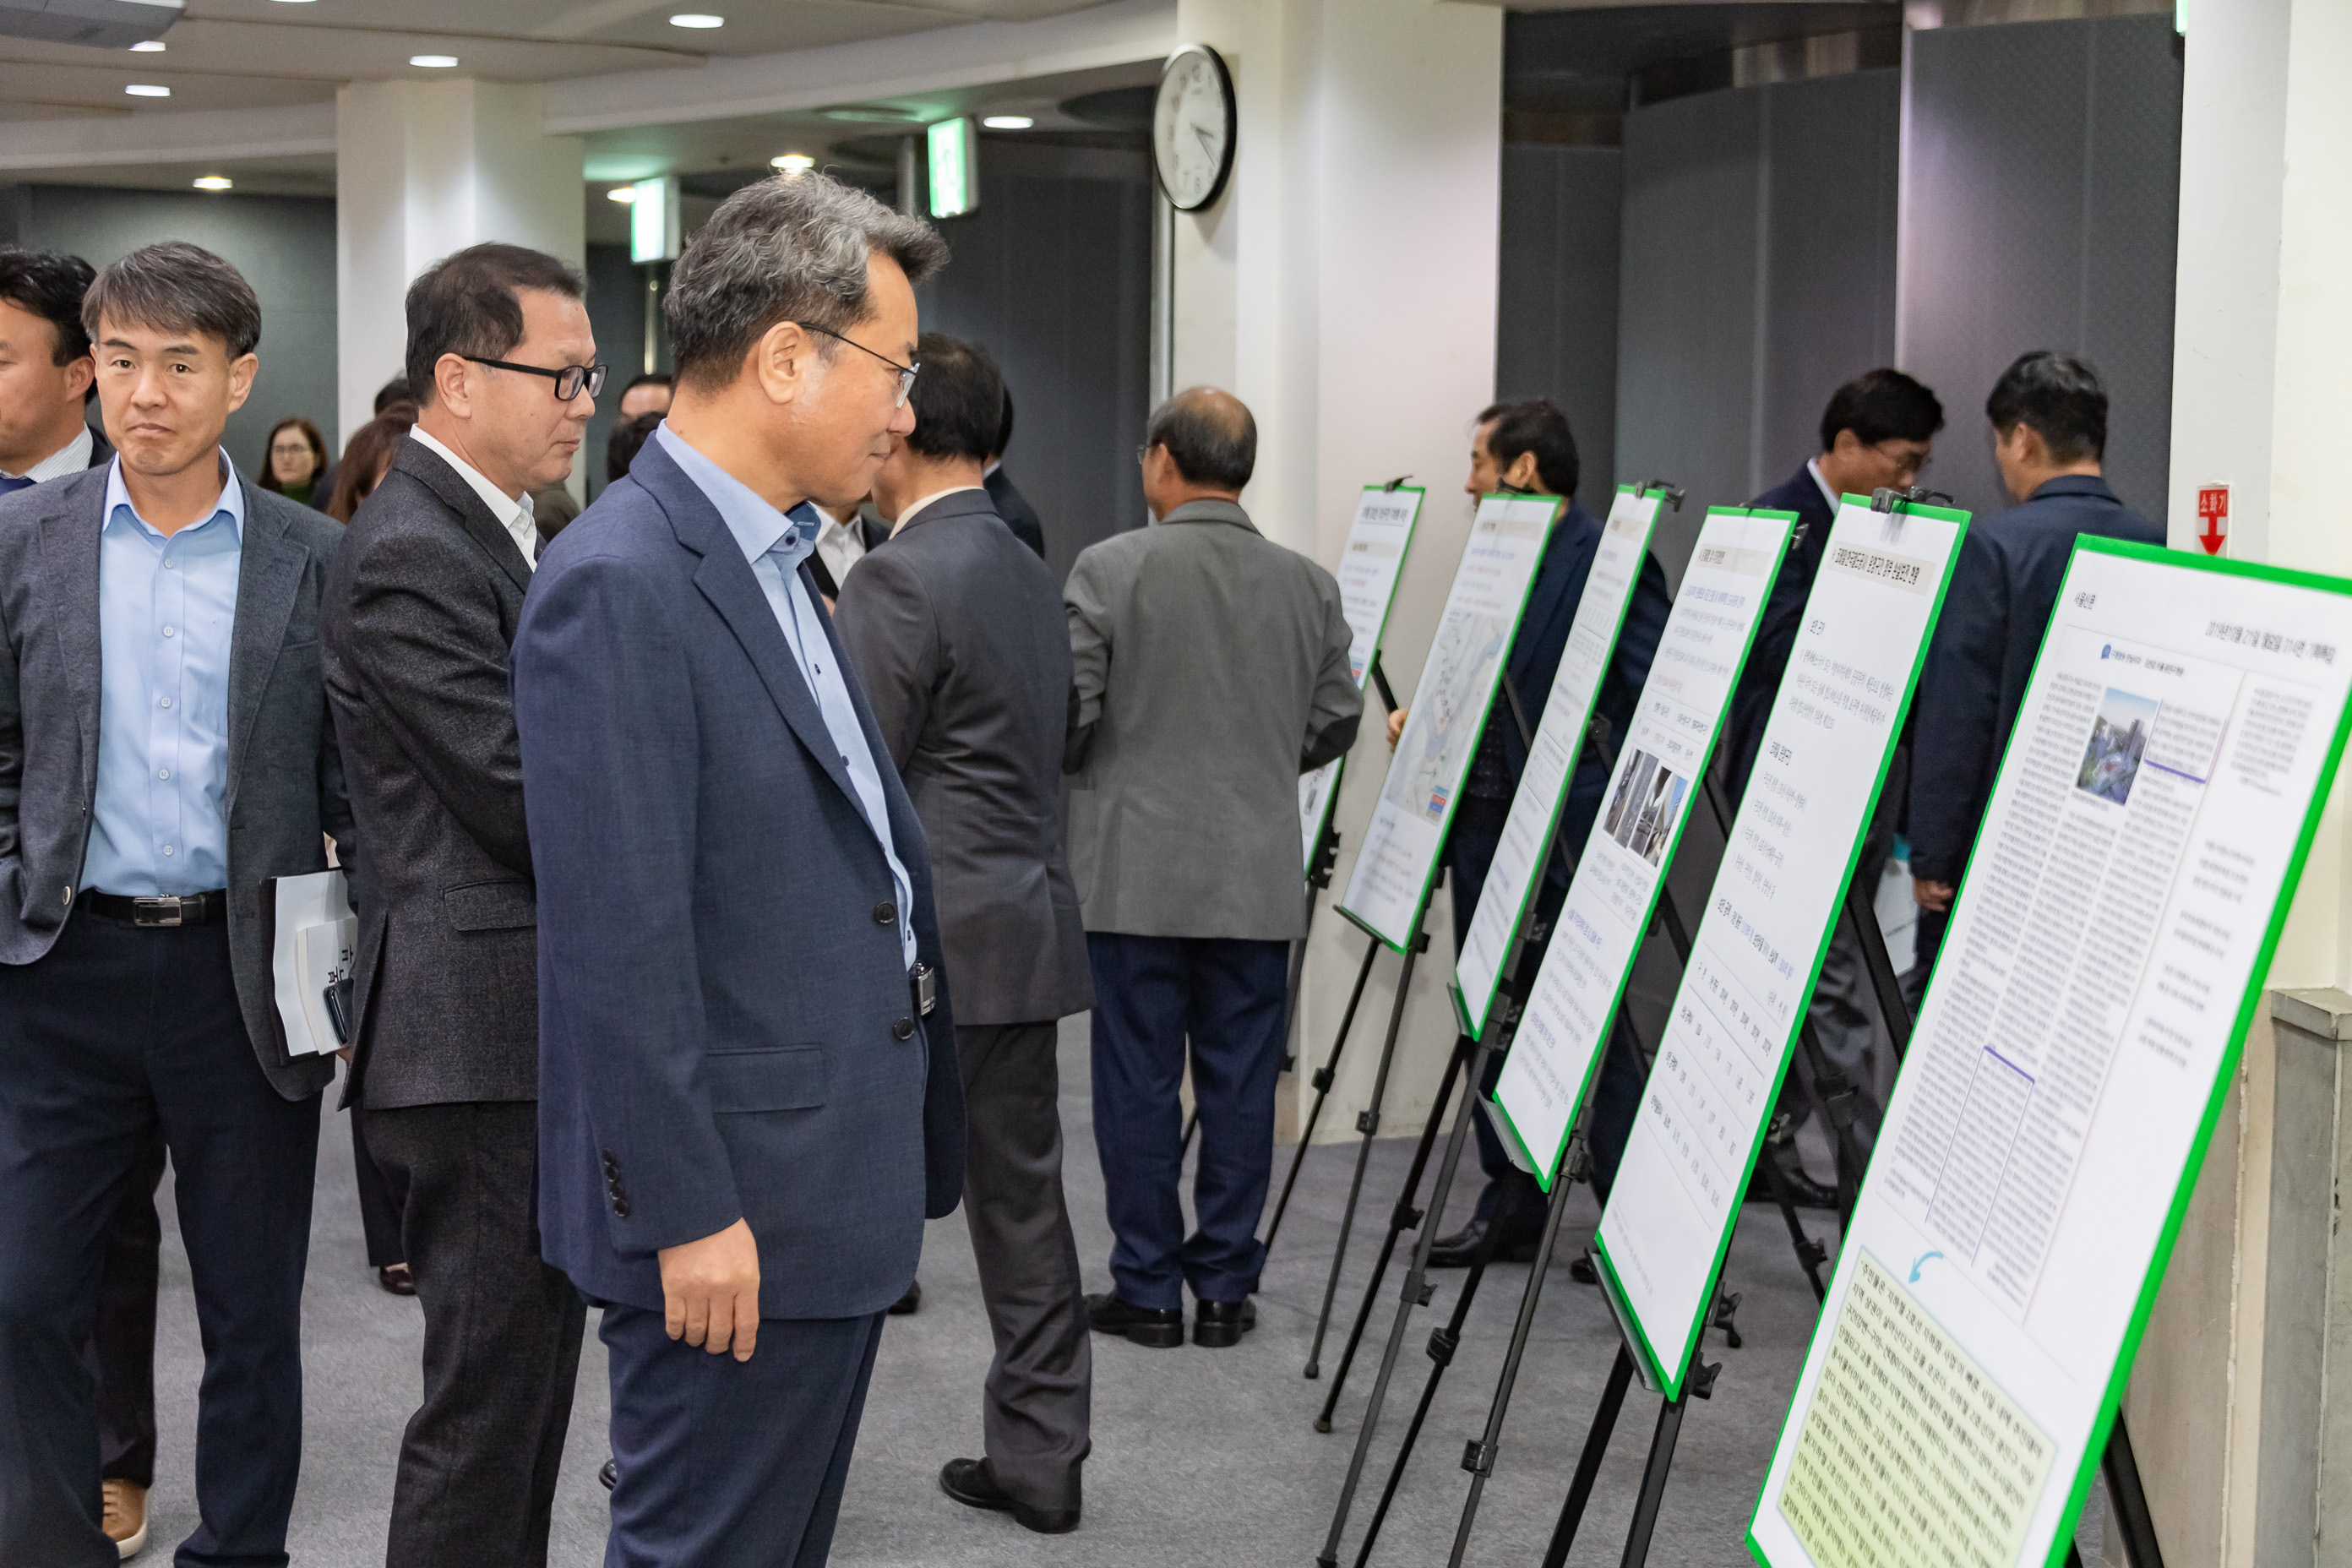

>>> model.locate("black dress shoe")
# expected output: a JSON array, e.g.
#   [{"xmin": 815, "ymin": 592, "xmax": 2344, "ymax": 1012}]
[
  {"xmin": 1084, "ymin": 1291, "xmax": 1184, "ymax": 1348},
  {"xmin": 1568, "ymin": 1254, "xmax": 1598, "ymax": 1285},
  {"xmin": 889, "ymin": 1280, "xmax": 923, "ymax": 1316},
  {"xmin": 377, "ymin": 1264, "xmax": 416, "ymax": 1297},
  {"xmin": 1424, "ymin": 1219, "xmax": 1539, "ymax": 1269},
  {"xmin": 1193, "ymin": 1297, "xmax": 1256, "ymax": 1348},
  {"xmin": 1748, "ymin": 1161, "xmax": 1841, "ymax": 1211},
  {"xmin": 598, "ymin": 1457, "xmax": 617, "ymax": 1491},
  {"xmin": 939, "ymin": 1457, "xmax": 1080, "ymax": 1534}
]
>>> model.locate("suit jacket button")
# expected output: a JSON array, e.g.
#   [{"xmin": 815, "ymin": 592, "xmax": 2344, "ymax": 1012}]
[
  {"xmin": 874, "ymin": 901, "xmax": 896, "ymax": 925},
  {"xmin": 892, "ymin": 1016, "xmax": 915, "ymax": 1041},
  {"xmin": 612, "ymin": 1197, "xmax": 632, "ymax": 1218}
]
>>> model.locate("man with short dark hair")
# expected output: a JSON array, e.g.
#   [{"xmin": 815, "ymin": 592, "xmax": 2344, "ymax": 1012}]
[
  {"xmin": 1382, "ymin": 399, "xmax": 1671, "ymax": 1267},
  {"xmin": 1067, "ymin": 387, "xmax": 1361, "ymax": 1349},
  {"xmin": 983, "ymin": 385, "xmax": 1048, "ymax": 560},
  {"xmin": 617, "ymin": 370, "xmax": 672, "ymax": 421},
  {"xmin": 1731, "ymin": 368, "xmax": 1945, "ymax": 1204},
  {"xmin": 516, "ymin": 172, "xmax": 965, "ymax": 1568},
  {"xmin": 836, "ymin": 330, "xmax": 1094, "ymax": 1533},
  {"xmin": 0, "ymin": 242, "xmax": 354, "ymax": 1568},
  {"xmin": 1908, "ymin": 351, "xmax": 2161, "ymax": 975},
  {"xmin": 323, "ymin": 240, "xmax": 598, "ymax": 1568}
]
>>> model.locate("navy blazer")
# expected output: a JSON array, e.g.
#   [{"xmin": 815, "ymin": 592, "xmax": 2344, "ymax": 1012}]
[
  {"xmin": 983, "ymin": 466, "xmax": 1048, "ymax": 561},
  {"xmin": 1724, "ymin": 462, "xmax": 1840, "ymax": 806},
  {"xmin": 514, "ymin": 437, "xmax": 964, "ymax": 1321},
  {"xmin": 1908, "ymin": 474, "xmax": 2164, "ymax": 885}
]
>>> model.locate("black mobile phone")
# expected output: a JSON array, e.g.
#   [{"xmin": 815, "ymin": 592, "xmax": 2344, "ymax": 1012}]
[{"xmin": 324, "ymin": 976, "xmax": 357, "ymax": 1046}]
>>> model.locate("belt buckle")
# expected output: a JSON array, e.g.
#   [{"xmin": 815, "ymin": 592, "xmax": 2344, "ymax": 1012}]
[{"xmin": 130, "ymin": 896, "xmax": 186, "ymax": 928}]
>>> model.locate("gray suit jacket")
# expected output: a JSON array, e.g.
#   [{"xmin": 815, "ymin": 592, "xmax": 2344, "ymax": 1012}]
[
  {"xmin": 323, "ymin": 438, "xmax": 537, "ymax": 1110},
  {"xmin": 1063, "ymin": 498, "xmax": 1360, "ymax": 940},
  {"xmin": 833, "ymin": 488, "xmax": 1091, "ymax": 1026},
  {"xmin": 0, "ymin": 463, "xmax": 356, "ymax": 1100}
]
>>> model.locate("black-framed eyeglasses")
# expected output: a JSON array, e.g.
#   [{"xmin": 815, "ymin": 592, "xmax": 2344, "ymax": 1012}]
[
  {"xmin": 802, "ymin": 324, "xmax": 919, "ymax": 407},
  {"xmin": 462, "ymin": 357, "xmax": 608, "ymax": 402}
]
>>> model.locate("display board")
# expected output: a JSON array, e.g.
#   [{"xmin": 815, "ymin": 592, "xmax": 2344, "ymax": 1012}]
[
  {"xmin": 1452, "ymin": 486, "xmax": 1669, "ymax": 1038},
  {"xmin": 1488, "ymin": 507, "xmax": 1793, "ymax": 1184},
  {"xmin": 1298, "ymin": 486, "xmax": 1426, "ymax": 872},
  {"xmin": 1338, "ymin": 494, "xmax": 1556, "ymax": 952},
  {"xmin": 1593, "ymin": 495, "xmax": 1967, "ymax": 1401},
  {"xmin": 1749, "ymin": 539, "xmax": 2352, "ymax": 1568}
]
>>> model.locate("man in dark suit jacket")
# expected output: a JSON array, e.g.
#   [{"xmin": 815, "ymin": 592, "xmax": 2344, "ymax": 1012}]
[
  {"xmin": 1910, "ymin": 351, "xmax": 2164, "ymax": 976},
  {"xmin": 1729, "ymin": 369, "xmax": 1944, "ymax": 1203},
  {"xmin": 322, "ymin": 243, "xmax": 600, "ymax": 1568},
  {"xmin": 1382, "ymin": 400, "xmax": 1672, "ymax": 1266},
  {"xmin": 0, "ymin": 243, "xmax": 354, "ymax": 1568},
  {"xmin": 515, "ymin": 172, "xmax": 963, "ymax": 1568},
  {"xmin": 983, "ymin": 387, "xmax": 1048, "ymax": 561},
  {"xmin": 838, "ymin": 334, "xmax": 1094, "ymax": 1534}
]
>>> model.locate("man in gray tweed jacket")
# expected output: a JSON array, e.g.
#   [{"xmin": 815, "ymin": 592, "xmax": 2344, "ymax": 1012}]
[{"xmin": 1064, "ymin": 388, "xmax": 1361, "ymax": 1349}]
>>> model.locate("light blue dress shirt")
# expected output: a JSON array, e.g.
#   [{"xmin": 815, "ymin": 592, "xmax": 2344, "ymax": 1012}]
[
  {"xmin": 653, "ymin": 424, "xmax": 917, "ymax": 965},
  {"xmin": 82, "ymin": 455, "xmax": 243, "ymax": 897}
]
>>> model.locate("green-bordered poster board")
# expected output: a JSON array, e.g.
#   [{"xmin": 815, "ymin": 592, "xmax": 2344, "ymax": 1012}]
[{"xmin": 1298, "ymin": 485, "xmax": 1425, "ymax": 874}]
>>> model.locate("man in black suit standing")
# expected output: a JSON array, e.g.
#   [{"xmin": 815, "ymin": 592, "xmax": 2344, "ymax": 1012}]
[
  {"xmin": 983, "ymin": 386, "xmax": 1048, "ymax": 561},
  {"xmin": 836, "ymin": 334, "xmax": 1094, "ymax": 1534},
  {"xmin": 0, "ymin": 242, "xmax": 354, "ymax": 1568},
  {"xmin": 321, "ymin": 242, "xmax": 598, "ymax": 1568}
]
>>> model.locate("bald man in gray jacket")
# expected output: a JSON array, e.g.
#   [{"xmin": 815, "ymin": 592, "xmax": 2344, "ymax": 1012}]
[{"xmin": 1065, "ymin": 389, "xmax": 1360, "ymax": 1351}]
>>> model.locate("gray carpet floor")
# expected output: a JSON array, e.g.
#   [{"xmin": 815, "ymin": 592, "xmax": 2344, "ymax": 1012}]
[{"xmin": 137, "ymin": 1015, "xmax": 2106, "ymax": 1565}]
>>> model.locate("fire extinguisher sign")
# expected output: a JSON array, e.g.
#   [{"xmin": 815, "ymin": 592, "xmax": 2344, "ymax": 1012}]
[{"xmin": 2197, "ymin": 483, "xmax": 2230, "ymax": 556}]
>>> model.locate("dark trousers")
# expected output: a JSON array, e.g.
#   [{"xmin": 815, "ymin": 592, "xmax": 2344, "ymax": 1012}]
[
  {"xmin": 959, "ymin": 1021, "xmax": 1090, "ymax": 1510},
  {"xmin": 360, "ymin": 1101, "xmax": 588, "ymax": 1568},
  {"xmin": 91, "ymin": 1130, "xmax": 166, "ymax": 1487},
  {"xmin": 0, "ymin": 912, "xmax": 319, "ymax": 1568},
  {"xmin": 351, "ymin": 1108, "xmax": 408, "ymax": 1270},
  {"xmin": 1087, "ymin": 933, "xmax": 1290, "ymax": 1310},
  {"xmin": 602, "ymin": 1303, "xmax": 885, "ymax": 1568}
]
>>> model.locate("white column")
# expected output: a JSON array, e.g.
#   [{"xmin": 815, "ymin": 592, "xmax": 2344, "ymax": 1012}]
[
  {"xmin": 1172, "ymin": 0, "xmax": 1503, "ymax": 1140},
  {"xmin": 335, "ymin": 79, "xmax": 585, "ymax": 455},
  {"xmin": 2131, "ymin": 0, "xmax": 2352, "ymax": 1561}
]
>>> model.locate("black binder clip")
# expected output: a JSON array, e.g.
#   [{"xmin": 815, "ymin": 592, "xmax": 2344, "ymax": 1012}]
[
  {"xmin": 1382, "ymin": 474, "xmax": 1412, "ymax": 492},
  {"xmin": 1637, "ymin": 480, "xmax": 1687, "ymax": 512},
  {"xmin": 1870, "ymin": 484, "xmax": 1955, "ymax": 514}
]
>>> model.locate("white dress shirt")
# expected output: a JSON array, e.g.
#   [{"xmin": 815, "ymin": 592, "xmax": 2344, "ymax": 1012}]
[
  {"xmin": 3, "ymin": 423, "xmax": 95, "ymax": 485},
  {"xmin": 1806, "ymin": 456, "xmax": 1840, "ymax": 516},
  {"xmin": 407, "ymin": 427, "xmax": 537, "ymax": 570},
  {"xmin": 814, "ymin": 508, "xmax": 870, "ymax": 591}
]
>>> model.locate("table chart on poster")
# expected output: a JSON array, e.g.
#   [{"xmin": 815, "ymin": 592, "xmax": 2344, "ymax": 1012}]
[
  {"xmin": 1593, "ymin": 496, "xmax": 1967, "ymax": 1400},
  {"xmin": 1339, "ymin": 493, "xmax": 1554, "ymax": 951},
  {"xmin": 1453, "ymin": 485, "xmax": 1669, "ymax": 1038},
  {"xmin": 1298, "ymin": 485, "xmax": 1424, "ymax": 871},
  {"xmin": 1488, "ymin": 506, "xmax": 1791, "ymax": 1184},
  {"xmin": 1750, "ymin": 540, "xmax": 2352, "ymax": 1568}
]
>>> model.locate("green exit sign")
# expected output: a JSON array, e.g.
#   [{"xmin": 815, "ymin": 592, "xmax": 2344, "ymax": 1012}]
[{"xmin": 927, "ymin": 117, "xmax": 977, "ymax": 219}]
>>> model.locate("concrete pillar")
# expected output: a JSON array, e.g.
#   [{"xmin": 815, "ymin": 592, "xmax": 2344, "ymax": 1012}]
[
  {"xmin": 335, "ymin": 79, "xmax": 585, "ymax": 467},
  {"xmin": 2126, "ymin": 0, "xmax": 2352, "ymax": 1562},
  {"xmin": 1169, "ymin": 0, "xmax": 1503, "ymax": 1141}
]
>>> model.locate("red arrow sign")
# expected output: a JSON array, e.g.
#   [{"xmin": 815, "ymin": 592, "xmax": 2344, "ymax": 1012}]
[{"xmin": 2197, "ymin": 483, "xmax": 2229, "ymax": 556}]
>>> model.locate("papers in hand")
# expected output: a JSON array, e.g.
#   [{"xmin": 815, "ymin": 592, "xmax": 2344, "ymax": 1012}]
[{"xmin": 270, "ymin": 868, "xmax": 356, "ymax": 1057}]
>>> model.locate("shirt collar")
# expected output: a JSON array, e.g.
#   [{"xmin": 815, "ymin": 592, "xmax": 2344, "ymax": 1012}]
[
  {"xmin": 894, "ymin": 483, "xmax": 984, "ymax": 531},
  {"xmin": 7, "ymin": 424, "xmax": 93, "ymax": 484},
  {"xmin": 654, "ymin": 422, "xmax": 822, "ymax": 569},
  {"xmin": 2028, "ymin": 473, "xmax": 2119, "ymax": 504},
  {"xmin": 101, "ymin": 450, "xmax": 243, "ymax": 543},
  {"xmin": 1805, "ymin": 457, "xmax": 1841, "ymax": 516},
  {"xmin": 407, "ymin": 426, "xmax": 536, "ymax": 534}
]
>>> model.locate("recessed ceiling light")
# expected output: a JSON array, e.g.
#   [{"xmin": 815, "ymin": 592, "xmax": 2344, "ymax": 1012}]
[
  {"xmin": 668, "ymin": 13, "xmax": 723, "ymax": 26},
  {"xmin": 125, "ymin": 84, "xmax": 170, "ymax": 97},
  {"xmin": 411, "ymin": 55, "xmax": 458, "ymax": 68},
  {"xmin": 770, "ymin": 153, "xmax": 815, "ymax": 173},
  {"xmin": 981, "ymin": 116, "xmax": 1034, "ymax": 130},
  {"xmin": 193, "ymin": 176, "xmax": 232, "ymax": 191},
  {"xmin": 820, "ymin": 105, "xmax": 926, "ymax": 124},
  {"xmin": 607, "ymin": 188, "xmax": 638, "ymax": 204},
  {"xmin": 129, "ymin": 40, "xmax": 164, "ymax": 52}
]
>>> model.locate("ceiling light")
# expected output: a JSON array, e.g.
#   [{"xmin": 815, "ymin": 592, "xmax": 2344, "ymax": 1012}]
[
  {"xmin": 607, "ymin": 188, "xmax": 638, "ymax": 204},
  {"xmin": 981, "ymin": 116, "xmax": 1034, "ymax": 130},
  {"xmin": 193, "ymin": 176, "xmax": 232, "ymax": 191},
  {"xmin": 770, "ymin": 153, "xmax": 815, "ymax": 173},
  {"xmin": 125, "ymin": 84, "xmax": 169, "ymax": 97},
  {"xmin": 668, "ymin": 13, "xmax": 723, "ymax": 26},
  {"xmin": 411, "ymin": 55, "xmax": 457, "ymax": 68},
  {"xmin": 129, "ymin": 40, "xmax": 164, "ymax": 52},
  {"xmin": 821, "ymin": 106, "xmax": 926, "ymax": 124}
]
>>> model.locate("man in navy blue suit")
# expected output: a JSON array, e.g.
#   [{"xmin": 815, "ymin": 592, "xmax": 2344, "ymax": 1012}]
[
  {"xmin": 1384, "ymin": 400, "xmax": 1672, "ymax": 1267},
  {"xmin": 513, "ymin": 172, "xmax": 963, "ymax": 1568},
  {"xmin": 1730, "ymin": 368, "xmax": 1944, "ymax": 1205}
]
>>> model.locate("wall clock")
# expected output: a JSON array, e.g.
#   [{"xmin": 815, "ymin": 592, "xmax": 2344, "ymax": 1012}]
[{"xmin": 1153, "ymin": 43, "xmax": 1236, "ymax": 212}]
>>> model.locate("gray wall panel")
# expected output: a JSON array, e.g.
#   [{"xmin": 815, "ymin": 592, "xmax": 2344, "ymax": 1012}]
[{"xmin": 1497, "ymin": 144, "xmax": 1622, "ymax": 506}]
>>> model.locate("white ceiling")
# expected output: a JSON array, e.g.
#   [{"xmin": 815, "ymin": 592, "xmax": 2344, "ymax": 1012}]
[{"xmin": 0, "ymin": 0, "xmax": 1116, "ymax": 120}]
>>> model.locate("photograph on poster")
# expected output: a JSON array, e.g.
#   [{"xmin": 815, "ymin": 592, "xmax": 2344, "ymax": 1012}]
[
  {"xmin": 2076, "ymin": 683, "xmax": 2159, "ymax": 805},
  {"xmin": 1606, "ymin": 749, "xmax": 1688, "ymax": 866}
]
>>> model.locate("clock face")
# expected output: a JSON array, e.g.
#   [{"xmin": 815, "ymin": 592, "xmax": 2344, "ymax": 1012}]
[{"xmin": 1154, "ymin": 44, "xmax": 1235, "ymax": 212}]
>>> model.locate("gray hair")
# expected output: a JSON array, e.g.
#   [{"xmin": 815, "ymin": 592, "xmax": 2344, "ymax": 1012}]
[
  {"xmin": 82, "ymin": 241, "xmax": 260, "ymax": 360},
  {"xmin": 665, "ymin": 172, "xmax": 947, "ymax": 389}
]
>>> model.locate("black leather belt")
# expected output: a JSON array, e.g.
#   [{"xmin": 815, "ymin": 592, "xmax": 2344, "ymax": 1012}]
[{"xmin": 83, "ymin": 890, "xmax": 229, "ymax": 927}]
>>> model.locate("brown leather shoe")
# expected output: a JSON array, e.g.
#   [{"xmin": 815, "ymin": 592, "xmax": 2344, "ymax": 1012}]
[
  {"xmin": 378, "ymin": 1263, "xmax": 416, "ymax": 1297},
  {"xmin": 101, "ymin": 1478, "xmax": 149, "ymax": 1559}
]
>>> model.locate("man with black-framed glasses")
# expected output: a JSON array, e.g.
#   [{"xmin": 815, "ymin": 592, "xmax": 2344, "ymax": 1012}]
[{"xmin": 320, "ymin": 241, "xmax": 598, "ymax": 1568}]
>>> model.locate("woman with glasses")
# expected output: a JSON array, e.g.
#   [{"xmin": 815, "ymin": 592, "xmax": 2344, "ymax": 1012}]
[{"xmin": 258, "ymin": 415, "xmax": 328, "ymax": 509}]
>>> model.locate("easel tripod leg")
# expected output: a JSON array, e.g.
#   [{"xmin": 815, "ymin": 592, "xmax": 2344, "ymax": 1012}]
[
  {"xmin": 1617, "ymin": 1388, "xmax": 1690, "ymax": 1568},
  {"xmin": 1266, "ymin": 934, "xmax": 1383, "ymax": 1256},
  {"xmin": 2101, "ymin": 1413, "xmax": 2166, "ymax": 1568},
  {"xmin": 1538, "ymin": 1342, "xmax": 1636, "ymax": 1568}
]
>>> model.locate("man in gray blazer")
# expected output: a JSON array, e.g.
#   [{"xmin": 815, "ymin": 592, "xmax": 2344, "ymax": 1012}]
[
  {"xmin": 321, "ymin": 242, "xmax": 599, "ymax": 1568},
  {"xmin": 1065, "ymin": 388, "xmax": 1361, "ymax": 1348},
  {"xmin": 0, "ymin": 242, "xmax": 353, "ymax": 1568},
  {"xmin": 837, "ymin": 333, "xmax": 1094, "ymax": 1534}
]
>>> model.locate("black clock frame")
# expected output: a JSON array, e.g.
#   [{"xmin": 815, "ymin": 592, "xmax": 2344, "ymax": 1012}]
[{"xmin": 1155, "ymin": 41, "xmax": 1238, "ymax": 213}]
